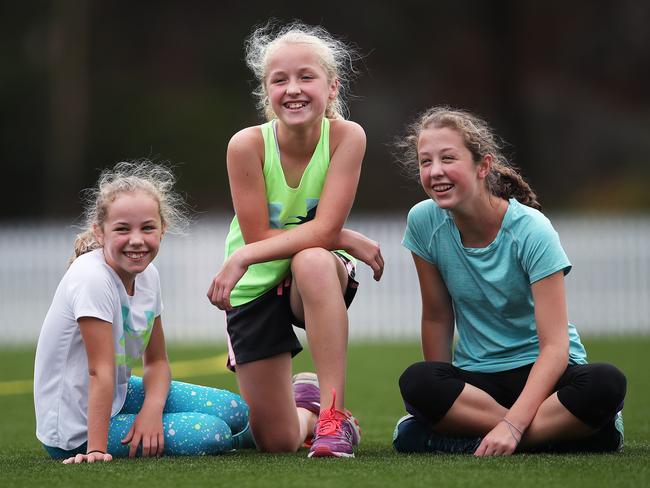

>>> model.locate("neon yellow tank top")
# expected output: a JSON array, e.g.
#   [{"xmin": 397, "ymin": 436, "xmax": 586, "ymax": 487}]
[{"xmin": 224, "ymin": 117, "xmax": 353, "ymax": 307}]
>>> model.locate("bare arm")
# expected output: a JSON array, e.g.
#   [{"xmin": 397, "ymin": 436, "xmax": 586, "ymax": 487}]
[
  {"xmin": 412, "ymin": 253, "xmax": 454, "ymax": 362},
  {"xmin": 505, "ymin": 271, "xmax": 569, "ymax": 430},
  {"xmin": 63, "ymin": 317, "xmax": 115, "ymax": 464},
  {"xmin": 208, "ymin": 121, "xmax": 369, "ymax": 309},
  {"xmin": 475, "ymin": 271, "xmax": 569, "ymax": 456},
  {"xmin": 121, "ymin": 317, "xmax": 170, "ymax": 458}
]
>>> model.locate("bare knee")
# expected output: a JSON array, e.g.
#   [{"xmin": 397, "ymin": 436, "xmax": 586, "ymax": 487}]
[
  {"xmin": 291, "ymin": 248, "xmax": 335, "ymax": 275},
  {"xmin": 256, "ymin": 439, "xmax": 300, "ymax": 453},
  {"xmin": 291, "ymin": 248, "xmax": 340, "ymax": 294},
  {"xmin": 251, "ymin": 426, "xmax": 301, "ymax": 453}
]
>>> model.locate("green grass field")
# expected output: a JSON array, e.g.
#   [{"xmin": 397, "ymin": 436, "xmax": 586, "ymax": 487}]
[{"xmin": 1, "ymin": 338, "xmax": 648, "ymax": 487}]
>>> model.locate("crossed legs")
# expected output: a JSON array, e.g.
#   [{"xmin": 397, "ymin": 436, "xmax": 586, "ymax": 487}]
[
  {"xmin": 431, "ymin": 383, "xmax": 596, "ymax": 447},
  {"xmin": 399, "ymin": 361, "xmax": 626, "ymax": 451}
]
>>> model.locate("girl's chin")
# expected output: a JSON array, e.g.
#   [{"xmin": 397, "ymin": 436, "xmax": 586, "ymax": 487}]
[{"xmin": 430, "ymin": 195, "xmax": 455, "ymax": 209}]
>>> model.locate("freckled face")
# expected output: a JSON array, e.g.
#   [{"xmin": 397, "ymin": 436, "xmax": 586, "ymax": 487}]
[
  {"xmin": 94, "ymin": 191, "xmax": 164, "ymax": 292},
  {"xmin": 417, "ymin": 126, "xmax": 488, "ymax": 210},
  {"xmin": 265, "ymin": 42, "xmax": 338, "ymax": 126}
]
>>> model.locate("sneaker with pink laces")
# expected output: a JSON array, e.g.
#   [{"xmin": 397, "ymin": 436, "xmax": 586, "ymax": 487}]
[{"xmin": 308, "ymin": 389, "xmax": 361, "ymax": 458}]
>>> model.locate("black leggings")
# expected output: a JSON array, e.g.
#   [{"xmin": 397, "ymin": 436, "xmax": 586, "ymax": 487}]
[{"xmin": 399, "ymin": 362, "xmax": 626, "ymax": 451}]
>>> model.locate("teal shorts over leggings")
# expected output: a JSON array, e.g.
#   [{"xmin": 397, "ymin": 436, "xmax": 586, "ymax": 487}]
[{"xmin": 44, "ymin": 376, "xmax": 253, "ymax": 459}]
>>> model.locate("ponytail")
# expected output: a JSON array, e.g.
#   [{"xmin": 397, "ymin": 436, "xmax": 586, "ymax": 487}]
[
  {"xmin": 488, "ymin": 163, "xmax": 541, "ymax": 211},
  {"xmin": 69, "ymin": 228, "xmax": 101, "ymax": 265}
]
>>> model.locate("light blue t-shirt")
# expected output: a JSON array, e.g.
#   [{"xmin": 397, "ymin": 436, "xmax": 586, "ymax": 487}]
[{"xmin": 402, "ymin": 198, "xmax": 587, "ymax": 373}]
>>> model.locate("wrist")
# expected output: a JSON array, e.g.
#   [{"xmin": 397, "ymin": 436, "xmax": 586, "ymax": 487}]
[
  {"xmin": 506, "ymin": 416, "xmax": 528, "ymax": 432},
  {"xmin": 234, "ymin": 246, "xmax": 253, "ymax": 267},
  {"xmin": 337, "ymin": 229, "xmax": 352, "ymax": 248},
  {"xmin": 500, "ymin": 418, "xmax": 523, "ymax": 444},
  {"xmin": 140, "ymin": 399, "xmax": 165, "ymax": 416},
  {"xmin": 502, "ymin": 416, "xmax": 526, "ymax": 435},
  {"xmin": 503, "ymin": 408, "xmax": 531, "ymax": 433},
  {"xmin": 86, "ymin": 449, "xmax": 106, "ymax": 455}
]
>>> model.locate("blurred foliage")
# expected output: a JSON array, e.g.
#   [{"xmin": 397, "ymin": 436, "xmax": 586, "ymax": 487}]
[{"xmin": 2, "ymin": 0, "xmax": 650, "ymax": 219}]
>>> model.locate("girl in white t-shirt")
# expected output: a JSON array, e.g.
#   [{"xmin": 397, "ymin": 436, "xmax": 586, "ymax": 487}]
[{"xmin": 34, "ymin": 161, "xmax": 251, "ymax": 463}]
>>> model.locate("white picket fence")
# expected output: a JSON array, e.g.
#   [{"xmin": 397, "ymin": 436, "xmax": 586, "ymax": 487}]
[{"xmin": 1, "ymin": 214, "xmax": 649, "ymax": 345}]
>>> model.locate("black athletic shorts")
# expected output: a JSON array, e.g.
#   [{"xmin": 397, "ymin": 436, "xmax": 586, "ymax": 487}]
[{"xmin": 225, "ymin": 252, "xmax": 358, "ymax": 371}]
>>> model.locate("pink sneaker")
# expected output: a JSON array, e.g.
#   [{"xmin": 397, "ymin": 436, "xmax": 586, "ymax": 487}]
[{"xmin": 308, "ymin": 389, "xmax": 361, "ymax": 458}]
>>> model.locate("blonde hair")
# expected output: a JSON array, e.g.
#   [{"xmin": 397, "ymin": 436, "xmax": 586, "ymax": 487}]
[
  {"xmin": 244, "ymin": 20, "xmax": 358, "ymax": 121},
  {"xmin": 70, "ymin": 160, "xmax": 189, "ymax": 263},
  {"xmin": 396, "ymin": 106, "xmax": 541, "ymax": 210}
]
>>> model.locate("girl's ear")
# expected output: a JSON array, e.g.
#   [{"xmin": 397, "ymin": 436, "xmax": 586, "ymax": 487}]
[
  {"xmin": 477, "ymin": 154, "xmax": 492, "ymax": 179},
  {"xmin": 329, "ymin": 77, "xmax": 340, "ymax": 100},
  {"xmin": 92, "ymin": 223, "xmax": 104, "ymax": 246}
]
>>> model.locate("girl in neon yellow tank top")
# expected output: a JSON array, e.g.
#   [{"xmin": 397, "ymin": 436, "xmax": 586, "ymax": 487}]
[{"xmin": 207, "ymin": 21, "xmax": 384, "ymax": 458}]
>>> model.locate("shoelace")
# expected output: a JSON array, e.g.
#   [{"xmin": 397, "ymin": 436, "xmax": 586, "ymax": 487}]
[{"xmin": 315, "ymin": 388, "xmax": 348, "ymax": 437}]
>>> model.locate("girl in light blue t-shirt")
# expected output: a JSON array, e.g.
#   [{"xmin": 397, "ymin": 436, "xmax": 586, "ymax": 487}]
[{"xmin": 392, "ymin": 107, "xmax": 626, "ymax": 456}]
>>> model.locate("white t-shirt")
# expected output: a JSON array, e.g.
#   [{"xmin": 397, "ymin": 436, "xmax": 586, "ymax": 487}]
[{"xmin": 34, "ymin": 249, "xmax": 163, "ymax": 450}]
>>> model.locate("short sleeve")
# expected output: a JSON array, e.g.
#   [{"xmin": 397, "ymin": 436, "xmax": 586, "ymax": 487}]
[
  {"xmin": 402, "ymin": 201, "xmax": 436, "ymax": 264},
  {"xmin": 519, "ymin": 214, "xmax": 572, "ymax": 284},
  {"xmin": 68, "ymin": 272, "xmax": 115, "ymax": 323}
]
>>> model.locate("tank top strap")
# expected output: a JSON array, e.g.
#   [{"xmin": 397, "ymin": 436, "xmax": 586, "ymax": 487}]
[
  {"xmin": 261, "ymin": 120, "xmax": 279, "ymax": 182},
  {"xmin": 316, "ymin": 117, "xmax": 330, "ymax": 171}
]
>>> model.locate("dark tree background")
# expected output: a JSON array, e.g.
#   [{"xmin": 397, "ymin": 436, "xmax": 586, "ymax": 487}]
[{"xmin": 2, "ymin": 0, "xmax": 649, "ymax": 219}]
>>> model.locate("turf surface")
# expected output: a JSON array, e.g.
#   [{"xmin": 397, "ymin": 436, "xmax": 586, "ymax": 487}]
[{"xmin": 1, "ymin": 338, "xmax": 648, "ymax": 487}]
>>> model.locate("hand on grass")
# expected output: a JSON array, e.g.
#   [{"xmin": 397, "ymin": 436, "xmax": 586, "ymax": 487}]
[
  {"xmin": 62, "ymin": 451, "xmax": 112, "ymax": 464},
  {"xmin": 207, "ymin": 249, "xmax": 249, "ymax": 311},
  {"xmin": 474, "ymin": 420, "xmax": 519, "ymax": 456},
  {"xmin": 121, "ymin": 409, "xmax": 165, "ymax": 458}
]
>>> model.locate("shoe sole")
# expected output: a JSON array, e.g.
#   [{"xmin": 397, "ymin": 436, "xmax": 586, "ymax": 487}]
[
  {"xmin": 292, "ymin": 372, "xmax": 319, "ymax": 387},
  {"xmin": 308, "ymin": 446, "xmax": 355, "ymax": 458}
]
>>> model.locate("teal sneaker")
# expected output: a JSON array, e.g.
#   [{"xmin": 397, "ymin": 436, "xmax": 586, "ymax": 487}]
[
  {"xmin": 231, "ymin": 422, "xmax": 256, "ymax": 450},
  {"xmin": 393, "ymin": 414, "xmax": 481, "ymax": 454}
]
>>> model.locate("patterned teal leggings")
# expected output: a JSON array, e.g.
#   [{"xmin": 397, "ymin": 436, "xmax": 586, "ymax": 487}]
[{"xmin": 45, "ymin": 376, "xmax": 253, "ymax": 459}]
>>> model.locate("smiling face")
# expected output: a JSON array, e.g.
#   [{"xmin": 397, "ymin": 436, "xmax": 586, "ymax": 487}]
[
  {"xmin": 417, "ymin": 126, "xmax": 491, "ymax": 212},
  {"xmin": 94, "ymin": 190, "xmax": 164, "ymax": 294},
  {"xmin": 265, "ymin": 42, "xmax": 338, "ymax": 127}
]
